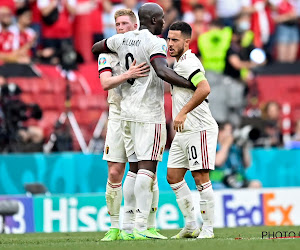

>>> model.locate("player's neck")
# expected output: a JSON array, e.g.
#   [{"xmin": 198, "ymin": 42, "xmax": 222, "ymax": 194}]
[{"xmin": 139, "ymin": 25, "xmax": 155, "ymax": 35}]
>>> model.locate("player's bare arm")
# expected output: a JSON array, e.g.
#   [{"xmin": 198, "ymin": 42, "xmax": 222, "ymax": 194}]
[
  {"xmin": 151, "ymin": 57, "xmax": 195, "ymax": 90},
  {"xmin": 174, "ymin": 79, "xmax": 210, "ymax": 132},
  {"xmin": 92, "ymin": 40, "xmax": 112, "ymax": 55},
  {"xmin": 101, "ymin": 60, "xmax": 150, "ymax": 90}
]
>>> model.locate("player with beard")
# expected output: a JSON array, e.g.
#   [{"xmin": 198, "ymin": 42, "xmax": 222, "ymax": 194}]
[{"xmin": 166, "ymin": 21, "xmax": 218, "ymax": 239}]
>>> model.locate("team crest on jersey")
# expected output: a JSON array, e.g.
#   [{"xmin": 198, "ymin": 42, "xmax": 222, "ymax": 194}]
[
  {"xmin": 99, "ymin": 57, "xmax": 107, "ymax": 65},
  {"xmin": 160, "ymin": 147, "xmax": 164, "ymax": 155},
  {"xmin": 105, "ymin": 146, "xmax": 109, "ymax": 154},
  {"xmin": 162, "ymin": 45, "xmax": 167, "ymax": 53}
]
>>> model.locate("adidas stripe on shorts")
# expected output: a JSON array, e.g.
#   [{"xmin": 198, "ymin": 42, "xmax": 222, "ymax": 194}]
[
  {"xmin": 167, "ymin": 127, "xmax": 218, "ymax": 171},
  {"xmin": 122, "ymin": 120, "xmax": 166, "ymax": 162}
]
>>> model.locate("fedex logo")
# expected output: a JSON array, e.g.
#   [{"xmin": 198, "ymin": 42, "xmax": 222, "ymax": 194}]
[{"xmin": 223, "ymin": 193, "xmax": 293, "ymax": 227}]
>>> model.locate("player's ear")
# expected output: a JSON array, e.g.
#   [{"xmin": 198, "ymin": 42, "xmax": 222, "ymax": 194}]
[
  {"xmin": 151, "ymin": 16, "xmax": 156, "ymax": 24},
  {"xmin": 134, "ymin": 23, "xmax": 138, "ymax": 29},
  {"xmin": 185, "ymin": 38, "xmax": 191, "ymax": 46}
]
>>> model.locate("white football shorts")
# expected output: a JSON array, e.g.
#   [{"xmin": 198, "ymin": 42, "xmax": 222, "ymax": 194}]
[
  {"xmin": 103, "ymin": 119, "xmax": 127, "ymax": 163},
  {"xmin": 122, "ymin": 120, "xmax": 166, "ymax": 162},
  {"xmin": 167, "ymin": 127, "xmax": 218, "ymax": 171}
]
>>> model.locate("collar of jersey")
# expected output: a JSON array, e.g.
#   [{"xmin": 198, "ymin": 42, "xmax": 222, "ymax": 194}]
[{"xmin": 177, "ymin": 49, "xmax": 192, "ymax": 63}]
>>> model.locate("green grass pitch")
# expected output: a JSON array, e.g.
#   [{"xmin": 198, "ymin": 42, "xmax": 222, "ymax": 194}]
[{"xmin": 0, "ymin": 226, "xmax": 299, "ymax": 250}]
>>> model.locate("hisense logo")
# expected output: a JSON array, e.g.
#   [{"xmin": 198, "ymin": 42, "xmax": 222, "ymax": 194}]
[{"xmin": 43, "ymin": 198, "xmax": 110, "ymax": 233}]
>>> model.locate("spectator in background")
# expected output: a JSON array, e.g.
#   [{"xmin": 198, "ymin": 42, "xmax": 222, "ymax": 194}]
[
  {"xmin": 14, "ymin": 1, "xmax": 42, "ymax": 52},
  {"xmin": 186, "ymin": 4, "xmax": 211, "ymax": 55},
  {"xmin": 181, "ymin": 0, "xmax": 216, "ymax": 21},
  {"xmin": 76, "ymin": 0, "xmax": 104, "ymax": 44},
  {"xmin": 242, "ymin": 0, "xmax": 275, "ymax": 60},
  {"xmin": 212, "ymin": 0, "xmax": 244, "ymax": 27},
  {"xmin": 103, "ymin": 0, "xmax": 116, "ymax": 39},
  {"xmin": 112, "ymin": 0, "xmax": 140, "ymax": 22},
  {"xmin": 90, "ymin": 0, "xmax": 104, "ymax": 44},
  {"xmin": 198, "ymin": 20, "xmax": 232, "ymax": 73},
  {"xmin": 256, "ymin": 101, "xmax": 282, "ymax": 147},
  {"xmin": 159, "ymin": 0, "xmax": 178, "ymax": 38},
  {"xmin": 37, "ymin": 0, "xmax": 76, "ymax": 64},
  {"xmin": 272, "ymin": 0, "xmax": 299, "ymax": 63},
  {"xmin": 215, "ymin": 122, "xmax": 262, "ymax": 189},
  {"xmin": 0, "ymin": 81, "xmax": 44, "ymax": 152},
  {"xmin": 0, "ymin": 4, "xmax": 33, "ymax": 65},
  {"xmin": 14, "ymin": 6, "xmax": 37, "ymax": 60},
  {"xmin": 223, "ymin": 14, "xmax": 264, "ymax": 81}
]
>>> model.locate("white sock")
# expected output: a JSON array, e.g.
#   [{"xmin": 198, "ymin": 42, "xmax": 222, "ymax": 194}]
[
  {"xmin": 106, "ymin": 179, "xmax": 122, "ymax": 229},
  {"xmin": 197, "ymin": 181, "xmax": 214, "ymax": 232},
  {"xmin": 134, "ymin": 169, "xmax": 155, "ymax": 231},
  {"xmin": 122, "ymin": 171, "xmax": 136, "ymax": 233},
  {"xmin": 147, "ymin": 178, "xmax": 158, "ymax": 229},
  {"xmin": 170, "ymin": 179, "xmax": 197, "ymax": 230}
]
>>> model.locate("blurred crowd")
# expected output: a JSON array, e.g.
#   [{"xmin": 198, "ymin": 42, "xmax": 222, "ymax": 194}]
[
  {"xmin": 0, "ymin": 1, "xmax": 300, "ymax": 169},
  {"xmin": 0, "ymin": 0, "xmax": 299, "ymax": 68}
]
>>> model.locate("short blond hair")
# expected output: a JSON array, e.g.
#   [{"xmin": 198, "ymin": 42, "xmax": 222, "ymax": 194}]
[{"xmin": 114, "ymin": 9, "xmax": 137, "ymax": 24}]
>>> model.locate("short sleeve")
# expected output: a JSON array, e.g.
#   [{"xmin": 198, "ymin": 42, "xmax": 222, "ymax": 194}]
[
  {"xmin": 106, "ymin": 34, "xmax": 123, "ymax": 53},
  {"xmin": 149, "ymin": 38, "xmax": 168, "ymax": 62},
  {"xmin": 98, "ymin": 54, "xmax": 112, "ymax": 74},
  {"xmin": 178, "ymin": 56, "xmax": 206, "ymax": 87}
]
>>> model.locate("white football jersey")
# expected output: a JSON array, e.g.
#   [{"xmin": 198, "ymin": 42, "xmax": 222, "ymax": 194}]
[
  {"xmin": 172, "ymin": 50, "xmax": 218, "ymax": 133},
  {"xmin": 106, "ymin": 29, "xmax": 167, "ymax": 123},
  {"xmin": 98, "ymin": 53, "xmax": 122, "ymax": 119}
]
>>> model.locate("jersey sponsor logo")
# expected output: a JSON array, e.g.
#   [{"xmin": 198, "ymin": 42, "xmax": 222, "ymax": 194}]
[
  {"xmin": 162, "ymin": 45, "xmax": 167, "ymax": 53},
  {"xmin": 105, "ymin": 146, "xmax": 109, "ymax": 154},
  {"xmin": 193, "ymin": 161, "xmax": 200, "ymax": 166},
  {"xmin": 99, "ymin": 57, "xmax": 107, "ymax": 65}
]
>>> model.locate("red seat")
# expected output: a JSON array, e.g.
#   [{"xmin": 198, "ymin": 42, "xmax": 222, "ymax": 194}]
[
  {"xmin": 74, "ymin": 110, "xmax": 102, "ymax": 126},
  {"xmin": 34, "ymin": 94, "xmax": 65, "ymax": 110},
  {"xmin": 37, "ymin": 110, "xmax": 61, "ymax": 138},
  {"xmin": 21, "ymin": 93, "xmax": 35, "ymax": 103},
  {"xmin": 87, "ymin": 95, "xmax": 108, "ymax": 110},
  {"xmin": 71, "ymin": 94, "xmax": 89, "ymax": 110}
]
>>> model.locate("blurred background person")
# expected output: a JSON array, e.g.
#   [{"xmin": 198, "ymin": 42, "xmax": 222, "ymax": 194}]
[
  {"xmin": 255, "ymin": 101, "xmax": 283, "ymax": 147},
  {"xmin": 215, "ymin": 122, "xmax": 262, "ymax": 189},
  {"xmin": 212, "ymin": 0, "xmax": 244, "ymax": 27},
  {"xmin": 272, "ymin": 0, "xmax": 299, "ymax": 63},
  {"xmin": 187, "ymin": 4, "xmax": 211, "ymax": 55},
  {"xmin": 198, "ymin": 19, "xmax": 232, "ymax": 73},
  {"xmin": 242, "ymin": 0, "xmax": 276, "ymax": 61},
  {"xmin": 37, "ymin": 0, "xmax": 77, "ymax": 65},
  {"xmin": 0, "ymin": 81, "xmax": 44, "ymax": 152},
  {"xmin": 103, "ymin": 0, "xmax": 116, "ymax": 39},
  {"xmin": 159, "ymin": 0, "xmax": 179, "ymax": 39},
  {"xmin": 223, "ymin": 14, "xmax": 265, "ymax": 82}
]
